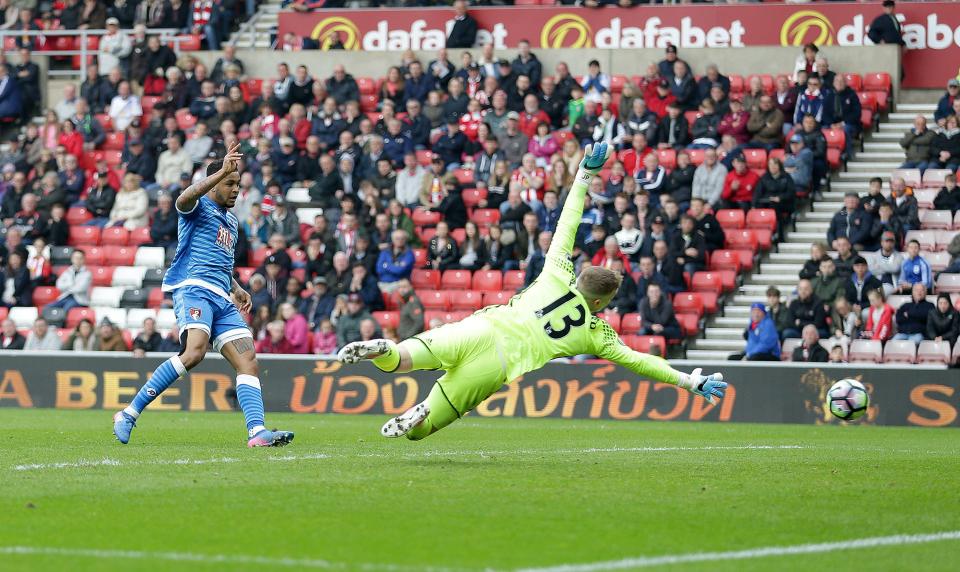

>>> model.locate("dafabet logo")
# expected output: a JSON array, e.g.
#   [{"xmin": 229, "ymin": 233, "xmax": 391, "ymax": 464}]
[
  {"xmin": 780, "ymin": 10, "xmax": 835, "ymax": 46},
  {"xmin": 540, "ymin": 14, "xmax": 593, "ymax": 49},
  {"xmin": 310, "ymin": 16, "xmax": 361, "ymax": 50}
]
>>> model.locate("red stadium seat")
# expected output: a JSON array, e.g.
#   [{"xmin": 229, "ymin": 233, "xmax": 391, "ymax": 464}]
[
  {"xmin": 359, "ymin": 94, "xmax": 379, "ymax": 113},
  {"xmin": 482, "ymin": 290, "xmax": 513, "ymax": 306},
  {"xmin": 104, "ymin": 246, "xmax": 136, "ymax": 266},
  {"xmin": 453, "ymin": 169, "xmax": 474, "ymax": 187},
  {"xmin": 708, "ymin": 250, "xmax": 742, "ymax": 273},
  {"xmin": 450, "ymin": 290, "xmax": 483, "ymax": 311},
  {"xmin": 411, "ymin": 208, "xmax": 441, "ymax": 226},
  {"xmin": 66, "ymin": 307, "xmax": 97, "ymax": 328},
  {"xmin": 129, "ymin": 227, "xmax": 152, "ymax": 246},
  {"xmin": 420, "ymin": 290, "xmax": 449, "ymax": 311},
  {"xmin": 917, "ymin": 341, "xmax": 952, "ymax": 365},
  {"xmin": 462, "ymin": 188, "xmax": 487, "ymax": 208},
  {"xmin": 441, "ymin": 269, "xmax": 472, "ymax": 290},
  {"xmin": 248, "ymin": 247, "xmax": 269, "ymax": 267},
  {"xmin": 849, "ymin": 340, "xmax": 883, "ymax": 363},
  {"xmin": 411, "ymin": 269, "xmax": 441, "ymax": 290},
  {"xmin": 620, "ymin": 313, "xmax": 643, "ymax": 335},
  {"xmin": 357, "ymin": 77, "xmax": 377, "ymax": 96},
  {"xmin": 698, "ymin": 291, "xmax": 719, "ymax": 315},
  {"xmin": 822, "ymin": 128, "xmax": 846, "ymax": 151},
  {"xmin": 33, "ymin": 287, "xmax": 60, "ymax": 307},
  {"xmin": 746, "ymin": 208, "xmax": 778, "ymax": 233},
  {"xmin": 609, "ymin": 74, "xmax": 628, "ymax": 94},
  {"xmin": 676, "ymin": 313, "xmax": 699, "ymax": 337},
  {"xmin": 471, "ymin": 209, "xmax": 500, "ymax": 227},
  {"xmin": 176, "ymin": 111, "xmax": 197, "ymax": 130},
  {"xmin": 826, "ymin": 148, "xmax": 842, "ymax": 171},
  {"xmin": 103, "ymin": 132, "xmax": 125, "ymax": 151},
  {"xmin": 691, "ymin": 272, "xmax": 722, "ymax": 296},
  {"xmin": 732, "ymin": 249, "xmax": 755, "ymax": 272},
  {"xmin": 920, "ymin": 210, "xmax": 953, "ymax": 230},
  {"xmin": 842, "ymin": 72, "xmax": 863, "ymax": 92},
  {"xmin": 415, "ymin": 150, "xmax": 434, "ymax": 165},
  {"xmin": 914, "ymin": 189, "xmax": 937, "ymax": 209},
  {"xmin": 742, "ymin": 148, "xmax": 767, "ymax": 170},
  {"xmin": 780, "ymin": 338, "xmax": 801, "ymax": 361},
  {"xmin": 66, "ymin": 207, "xmax": 93, "ymax": 225},
  {"xmin": 623, "ymin": 335, "xmax": 666, "ymax": 355},
  {"xmin": 83, "ymin": 246, "xmax": 105, "ymax": 266},
  {"xmin": 656, "ymin": 148, "xmax": 676, "ymax": 170},
  {"xmin": 729, "ymin": 75, "xmax": 744, "ymax": 94},
  {"xmin": 101, "ymin": 226, "xmax": 130, "ymax": 246},
  {"xmin": 173, "ymin": 34, "xmax": 201, "ymax": 51},
  {"xmin": 147, "ymin": 288, "xmax": 167, "ymax": 309},
  {"xmin": 417, "ymin": 227, "xmax": 436, "ymax": 244},
  {"xmin": 715, "ymin": 209, "xmax": 745, "ymax": 230},
  {"xmin": 860, "ymin": 109, "xmax": 874, "ymax": 132},
  {"xmin": 769, "ymin": 148, "xmax": 785, "ymax": 162},
  {"xmin": 871, "ymin": 91, "xmax": 890, "ymax": 113},
  {"xmin": 94, "ymin": 113, "xmax": 112, "ymax": 131},
  {"xmin": 672, "ymin": 292, "xmax": 704, "ymax": 319},
  {"xmin": 683, "ymin": 110, "xmax": 701, "ymax": 128},
  {"xmin": 502, "ymin": 270, "xmax": 525, "ymax": 291},
  {"xmin": 598, "ymin": 310, "xmax": 621, "ymax": 333},
  {"xmin": 412, "ymin": 248, "xmax": 428, "ymax": 267},
  {"xmin": 68, "ymin": 225, "xmax": 101, "ymax": 246},
  {"xmin": 372, "ymin": 311, "xmax": 400, "ymax": 330},
  {"xmin": 686, "ymin": 148, "xmax": 706, "ymax": 166},
  {"xmin": 472, "ymin": 270, "xmax": 503, "ymax": 292},
  {"xmin": 450, "ymin": 228, "xmax": 466, "ymax": 244},
  {"xmin": 725, "ymin": 229, "xmax": 758, "ymax": 251},
  {"xmin": 90, "ymin": 266, "xmax": 115, "ymax": 286},
  {"xmin": 883, "ymin": 340, "xmax": 917, "ymax": 364},
  {"xmin": 857, "ymin": 91, "xmax": 878, "ymax": 114},
  {"xmin": 746, "ymin": 74, "xmax": 774, "ymax": 95},
  {"xmin": 863, "ymin": 72, "xmax": 891, "ymax": 94}
]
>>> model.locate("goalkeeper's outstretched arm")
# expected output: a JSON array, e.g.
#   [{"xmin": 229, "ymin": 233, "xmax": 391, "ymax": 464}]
[{"xmin": 546, "ymin": 143, "xmax": 611, "ymax": 262}]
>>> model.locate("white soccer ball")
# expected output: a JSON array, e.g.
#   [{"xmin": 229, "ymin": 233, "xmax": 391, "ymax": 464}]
[{"xmin": 827, "ymin": 379, "xmax": 870, "ymax": 421}]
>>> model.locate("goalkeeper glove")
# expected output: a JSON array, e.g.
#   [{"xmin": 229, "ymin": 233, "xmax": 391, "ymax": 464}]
[
  {"xmin": 577, "ymin": 143, "xmax": 611, "ymax": 177},
  {"xmin": 681, "ymin": 368, "xmax": 727, "ymax": 405}
]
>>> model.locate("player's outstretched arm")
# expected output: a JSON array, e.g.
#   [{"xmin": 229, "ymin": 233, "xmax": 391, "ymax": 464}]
[
  {"xmin": 231, "ymin": 277, "xmax": 252, "ymax": 314},
  {"xmin": 546, "ymin": 143, "xmax": 611, "ymax": 262},
  {"xmin": 175, "ymin": 142, "xmax": 244, "ymax": 214}
]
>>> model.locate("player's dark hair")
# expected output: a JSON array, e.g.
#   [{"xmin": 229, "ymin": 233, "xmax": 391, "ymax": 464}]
[{"xmin": 207, "ymin": 161, "xmax": 223, "ymax": 176}]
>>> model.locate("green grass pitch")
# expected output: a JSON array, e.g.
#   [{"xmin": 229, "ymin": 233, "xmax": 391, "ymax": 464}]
[{"xmin": 3, "ymin": 409, "xmax": 960, "ymax": 571}]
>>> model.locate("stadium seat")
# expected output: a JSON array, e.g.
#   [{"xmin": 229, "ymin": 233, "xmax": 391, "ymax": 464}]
[
  {"xmin": 125, "ymin": 308, "xmax": 158, "ymax": 329},
  {"xmin": 886, "ymin": 295, "xmax": 909, "ymax": 310},
  {"xmin": 904, "ymin": 230, "xmax": 936, "ymax": 251},
  {"xmin": 296, "ymin": 208, "xmax": 324, "ymax": 225},
  {"xmin": 412, "ymin": 248, "xmax": 428, "ymax": 267},
  {"xmin": 147, "ymin": 288, "xmax": 167, "ymax": 309},
  {"xmin": 104, "ymin": 246, "xmax": 136, "ymax": 266},
  {"xmin": 822, "ymin": 128, "xmax": 846, "ymax": 151},
  {"xmin": 90, "ymin": 266, "xmax": 115, "ymax": 287},
  {"xmin": 91, "ymin": 287, "xmax": 124, "ymax": 308},
  {"xmin": 883, "ymin": 340, "xmax": 917, "ymax": 364},
  {"xmin": 928, "ymin": 252, "xmax": 951, "ymax": 272},
  {"xmin": 372, "ymin": 311, "xmax": 399, "ymax": 330},
  {"xmin": 66, "ymin": 307, "xmax": 96, "ymax": 328},
  {"xmin": 417, "ymin": 227, "xmax": 436, "ymax": 243},
  {"xmin": 111, "ymin": 266, "xmax": 146, "ymax": 288},
  {"xmin": 672, "ymin": 292, "xmax": 704, "ymax": 319},
  {"xmin": 675, "ymin": 313, "xmax": 699, "ymax": 337},
  {"xmin": 120, "ymin": 288, "xmax": 149, "ymax": 309},
  {"xmin": 129, "ymin": 227, "xmax": 152, "ymax": 246},
  {"xmin": 921, "ymin": 169, "xmax": 953, "ymax": 189},
  {"xmin": 103, "ymin": 132, "xmax": 125, "ymax": 151},
  {"xmin": 598, "ymin": 311, "xmax": 621, "ymax": 333},
  {"xmin": 441, "ymin": 270, "xmax": 472, "ymax": 290},
  {"xmin": 95, "ymin": 307, "xmax": 127, "ymax": 328},
  {"xmin": 620, "ymin": 313, "xmax": 643, "ymax": 335},
  {"xmin": 780, "ymin": 338, "xmax": 801, "ymax": 361},
  {"xmin": 68, "ymin": 226, "xmax": 100, "ymax": 246},
  {"xmin": 156, "ymin": 309, "xmax": 176, "ymax": 330},
  {"xmin": 826, "ymin": 148, "xmax": 842, "ymax": 171},
  {"xmin": 921, "ymin": 210, "xmax": 953, "ymax": 230},
  {"xmin": 176, "ymin": 111, "xmax": 197, "ymax": 130},
  {"xmin": 66, "ymin": 207, "xmax": 93, "ymax": 225},
  {"xmin": 41, "ymin": 306, "xmax": 66, "ymax": 328},
  {"xmin": 708, "ymin": 250, "xmax": 742, "ymax": 273},
  {"xmin": 420, "ymin": 290, "xmax": 449, "ymax": 311},
  {"xmin": 691, "ymin": 272, "xmax": 722, "ymax": 296},
  {"xmin": 935, "ymin": 273, "xmax": 960, "ymax": 293},
  {"xmin": 80, "ymin": 246, "xmax": 105, "ymax": 266},
  {"xmin": 842, "ymin": 72, "xmax": 863, "ymax": 92},
  {"xmin": 249, "ymin": 247, "xmax": 269, "ymax": 267},
  {"xmin": 742, "ymin": 148, "xmax": 767, "ymax": 170},
  {"xmin": 142, "ymin": 268, "xmax": 165, "ymax": 287},
  {"xmin": 9, "ymin": 306, "xmax": 38, "ymax": 328},
  {"xmin": 745, "ymin": 208, "xmax": 778, "ymax": 233},
  {"xmin": 623, "ymin": 335, "xmax": 666, "ymax": 356},
  {"xmin": 482, "ymin": 290, "xmax": 513, "ymax": 306},
  {"xmin": 849, "ymin": 339, "xmax": 883, "ymax": 363},
  {"xmin": 697, "ymin": 291, "xmax": 719, "ymax": 315},
  {"xmin": 656, "ymin": 149, "xmax": 676, "ymax": 170},
  {"xmin": 914, "ymin": 189, "xmax": 938, "ymax": 209},
  {"xmin": 411, "ymin": 269, "xmax": 441, "ymax": 290},
  {"xmin": 411, "ymin": 208, "xmax": 441, "ymax": 227},
  {"xmin": 450, "ymin": 228, "xmax": 466, "ymax": 244},
  {"xmin": 472, "ymin": 270, "xmax": 503, "ymax": 292},
  {"xmin": 937, "ymin": 230, "xmax": 958, "ymax": 249},
  {"xmin": 503, "ymin": 270, "xmax": 525, "ymax": 291},
  {"xmin": 857, "ymin": 91, "xmax": 878, "ymax": 114},
  {"xmin": 728, "ymin": 74, "xmax": 744, "ymax": 93},
  {"xmin": 471, "ymin": 209, "xmax": 500, "ymax": 227},
  {"xmin": 715, "ymin": 209, "xmax": 745, "ymax": 230},
  {"xmin": 860, "ymin": 109, "xmax": 874, "ymax": 132},
  {"xmin": 917, "ymin": 340, "xmax": 952, "ymax": 365},
  {"xmin": 891, "ymin": 169, "xmax": 922, "ymax": 188},
  {"xmin": 863, "ymin": 72, "xmax": 892, "ymax": 93},
  {"xmin": 134, "ymin": 246, "xmax": 166, "ymax": 268},
  {"xmin": 450, "ymin": 290, "xmax": 483, "ymax": 311},
  {"xmin": 462, "ymin": 188, "xmax": 487, "ymax": 208},
  {"xmin": 686, "ymin": 148, "xmax": 706, "ymax": 166},
  {"xmin": 32, "ymin": 286, "xmax": 60, "ymax": 307}
]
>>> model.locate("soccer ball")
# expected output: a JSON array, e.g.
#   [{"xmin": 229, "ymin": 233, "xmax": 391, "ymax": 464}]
[{"xmin": 827, "ymin": 379, "xmax": 870, "ymax": 421}]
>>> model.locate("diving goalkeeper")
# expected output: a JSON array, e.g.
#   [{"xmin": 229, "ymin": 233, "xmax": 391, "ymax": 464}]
[{"xmin": 338, "ymin": 143, "xmax": 727, "ymax": 440}]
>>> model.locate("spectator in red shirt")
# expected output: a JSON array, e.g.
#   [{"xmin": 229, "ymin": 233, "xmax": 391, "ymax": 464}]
[
  {"xmin": 863, "ymin": 288, "xmax": 894, "ymax": 342},
  {"xmin": 620, "ymin": 133, "xmax": 653, "ymax": 177},
  {"xmin": 517, "ymin": 94, "xmax": 550, "ymax": 139},
  {"xmin": 512, "ymin": 153, "xmax": 546, "ymax": 204},
  {"xmin": 591, "ymin": 235, "xmax": 632, "ymax": 273},
  {"xmin": 718, "ymin": 96, "xmax": 750, "ymax": 145},
  {"xmin": 721, "ymin": 155, "xmax": 759, "ymax": 210},
  {"xmin": 256, "ymin": 320, "xmax": 295, "ymax": 354},
  {"xmin": 58, "ymin": 119, "xmax": 84, "ymax": 159},
  {"xmin": 647, "ymin": 79, "xmax": 676, "ymax": 120}
]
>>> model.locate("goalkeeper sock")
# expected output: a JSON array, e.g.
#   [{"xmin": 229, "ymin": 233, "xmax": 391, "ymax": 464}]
[
  {"xmin": 124, "ymin": 356, "xmax": 187, "ymax": 418},
  {"xmin": 236, "ymin": 375, "xmax": 266, "ymax": 436},
  {"xmin": 372, "ymin": 340, "xmax": 401, "ymax": 372}
]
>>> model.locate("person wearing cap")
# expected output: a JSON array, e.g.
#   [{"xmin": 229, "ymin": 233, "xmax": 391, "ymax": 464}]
[
  {"xmin": 124, "ymin": 136, "xmax": 157, "ymax": 183},
  {"xmin": 869, "ymin": 232, "xmax": 904, "ymax": 296},
  {"xmin": 900, "ymin": 115, "xmax": 936, "ymax": 170},
  {"xmin": 97, "ymin": 16, "xmax": 130, "ymax": 76},
  {"xmin": 868, "ymin": 202, "xmax": 902, "ymax": 251},
  {"xmin": 827, "ymin": 192, "xmax": 873, "ymax": 251},
  {"xmin": 734, "ymin": 302, "xmax": 781, "ymax": 361},
  {"xmin": 868, "ymin": 0, "xmax": 905, "ymax": 47},
  {"xmin": 657, "ymin": 45, "xmax": 687, "ymax": 80},
  {"xmin": 935, "ymin": 79, "xmax": 960, "ymax": 126},
  {"xmin": 95, "ymin": 317, "xmax": 129, "ymax": 352},
  {"xmin": 432, "ymin": 114, "xmax": 469, "ymax": 170},
  {"xmin": 300, "ymin": 276, "xmax": 335, "ymax": 332},
  {"xmin": 845, "ymin": 255, "xmax": 883, "ymax": 310},
  {"xmin": 783, "ymin": 133, "xmax": 813, "ymax": 190}
]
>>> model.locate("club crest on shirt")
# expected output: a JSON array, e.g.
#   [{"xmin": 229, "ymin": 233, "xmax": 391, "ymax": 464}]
[
  {"xmin": 189, "ymin": 307, "xmax": 202, "ymax": 320},
  {"xmin": 216, "ymin": 225, "xmax": 235, "ymax": 251}
]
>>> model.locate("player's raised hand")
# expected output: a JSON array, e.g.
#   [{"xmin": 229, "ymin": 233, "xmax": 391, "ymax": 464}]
[
  {"xmin": 232, "ymin": 286, "xmax": 253, "ymax": 314},
  {"xmin": 578, "ymin": 142, "xmax": 610, "ymax": 176},
  {"xmin": 221, "ymin": 142, "xmax": 243, "ymax": 175}
]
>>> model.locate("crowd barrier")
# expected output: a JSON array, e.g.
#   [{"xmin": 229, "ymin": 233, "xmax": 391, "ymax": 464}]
[{"xmin": 0, "ymin": 352, "xmax": 956, "ymax": 427}]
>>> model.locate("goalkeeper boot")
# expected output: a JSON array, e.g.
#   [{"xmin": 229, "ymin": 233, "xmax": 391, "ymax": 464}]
[
  {"xmin": 248, "ymin": 429, "xmax": 295, "ymax": 448},
  {"xmin": 112, "ymin": 411, "xmax": 137, "ymax": 444},
  {"xmin": 381, "ymin": 402, "xmax": 430, "ymax": 438},
  {"xmin": 337, "ymin": 339, "xmax": 391, "ymax": 364}
]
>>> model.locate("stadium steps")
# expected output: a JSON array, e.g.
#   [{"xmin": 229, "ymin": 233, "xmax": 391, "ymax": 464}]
[
  {"xmin": 686, "ymin": 97, "xmax": 938, "ymax": 361},
  {"xmin": 230, "ymin": 0, "xmax": 283, "ymax": 49}
]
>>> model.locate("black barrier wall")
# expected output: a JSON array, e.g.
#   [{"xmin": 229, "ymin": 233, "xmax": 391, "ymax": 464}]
[{"xmin": 0, "ymin": 353, "xmax": 956, "ymax": 426}]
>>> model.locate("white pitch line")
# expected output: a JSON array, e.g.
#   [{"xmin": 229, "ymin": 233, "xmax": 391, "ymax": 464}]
[
  {"xmin": 10, "ymin": 445, "xmax": 806, "ymax": 472},
  {"xmin": 519, "ymin": 530, "xmax": 960, "ymax": 572},
  {"xmin": 0, "ymin": 546, "xmax": 461, "ymax": 572}
]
